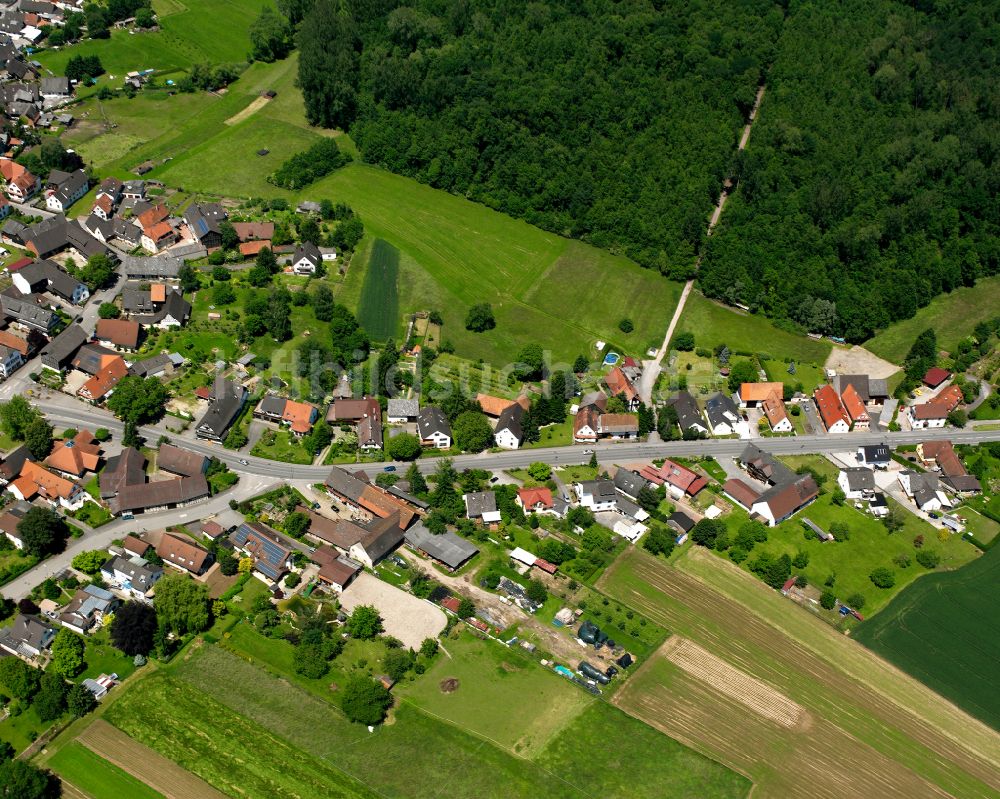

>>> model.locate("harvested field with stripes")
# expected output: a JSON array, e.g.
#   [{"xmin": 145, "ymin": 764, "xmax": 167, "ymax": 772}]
[
  {"xmin": 661, "ymin": 637, "xmax": 806, "ymax": 729},
  {"xmin": 77, "ymin": 720, "xmax": 227, "ymax": 799},
  {"xmin": 600, "ymin": 547, "xmax": 1000, "ymax": 799}
]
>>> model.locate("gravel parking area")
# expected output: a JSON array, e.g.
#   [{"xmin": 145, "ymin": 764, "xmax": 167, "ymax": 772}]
[{"xmin": 340, "ymin": 572, "xmax": 446, "ymax": 649}]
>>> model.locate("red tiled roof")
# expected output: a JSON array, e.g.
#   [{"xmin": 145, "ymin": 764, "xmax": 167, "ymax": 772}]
[
  {"xmin": 517, "ymin": 486, "xmax": 553, "ymax": 509},
  {"xmin": 814, "ymin": 384, "xmax": 849, "ymax": 430},
  {"xmin": 761, "ymin": 391, "xmax": 790, "ymax": 428},
  {"xmin": 723, "ymin": 478, "xmax": 762, "ymax": 509},
  {"xmin": 739, "ymin": 382, "xmax": 784, "ymax": 403},
  {"xmin": 45, "ymin": 430, "xmax": 100, "ymax": 476},
  {"xmin": 7, "ymin": 257, "xmax": 33, "ymax": 272},
  {"xmin": 840, "ymin": 383, "xmax": 868, "ymax": 423},
  {"xmin": 933, "ymin": 385, "xmax": 963, "ymax": 413},
  {"xmin": 923, "ymin": 367, "xmax": 950, "ymax": 388},
  {"xmin": 604, "ymin": 367, "xmax": 637, "ymax": 401},
  {"xmin": 238, "ymin": 240, "xmax": 271, "ymax": 257},
  {"xmin": 96, "ymin": 319, "xmax": 140, "ymax": 349},
  {"xmin": 656, "ymin": 459, "xmax": 708, "ymax": 496}
]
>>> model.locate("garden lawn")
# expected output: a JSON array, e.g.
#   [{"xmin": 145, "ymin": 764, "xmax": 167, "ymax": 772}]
[
  {"xmin": 397, "ymin": 630, "xmax": 591, "ymax": 757},
  {"xmin": 679, "ymin": 292, "xmax": 831, "ymax": 366},
  {"xmin": 762, "ymin": 359, "xmax": 824, "ymax": 394},
  {"xmin": 864, "ymin": 276, "xmax": 1000, "ymax": 364},
  {"xmin": 957, "ymin": 508, "xmax": 999, "ymax": 546},
  {"xmin": 0, "ymin": 704, "xmax": 52, "ymax": 753},
  {"xmin": 80, "ymin": 628, "xmax": 137, "ymax": 682},
  {"xmin": 47, "ymin": 742, "xmax": 164, "ymax": 799},
  {"xmin": 250, "ymin": 429, "xmax": 313, "ymax": 465}
]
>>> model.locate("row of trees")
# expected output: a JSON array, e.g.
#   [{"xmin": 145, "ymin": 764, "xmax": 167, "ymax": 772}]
[{"xmin": 268, "ymin": 138, "xmax": 352, "ymax": 190}]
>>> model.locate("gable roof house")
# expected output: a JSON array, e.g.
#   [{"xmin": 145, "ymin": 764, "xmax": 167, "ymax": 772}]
[
  {"xmin": 573, "ymin": 404, "xmax": 600, "ymax": 443},
  {"xmin": 604, "ymin": 366, "xmax": 639, "ymax": 410},
  {"xmin": 516, "ymin": 486, "xmax": 568, "ymax": 518},
  {"xmin": 838, "ymin": 467, "xmax": 876, "ymax": 500},
  {"xmin": 12, "ymin": 258, "xmax": 89, "ymax": 304},
  {"xmin": 291, "ymin": 241, "xmax": 321, "ymax": 274},
  {"xmin": 95, "ymin": 318, "xmax": 141, "ymax": 350},
  {"xmin": 598, "ymin": 413, "xmax": 639, "ymax": 439},
  {"xmin": 44, "ymin": 168, "xmax": 88, "ymax": 212},
  {"xmin": 736, "ymin": 443, "xmax": 818, "ymax": 525},
  {"xmin": 196, "ymin": 380, "xmax": 247, "ymax": 440},
  {"xmin": 0, "ymin": 342, "xmax": 22, "ymax": 379},
  {"xmin": 255, "ymin": 394, "xmax": 319, "ymax": 437},
  {"xmin": 898, "ymin": 470, "xmax": 951, "ymax": 512},
  {"xmin": 44, "ymin": 429, "xmax": 100, "ymax": 477},
  {"xmin": 0, "ymin": 614, "xmax": 55, "ymax": 658},
  {"xmin": 156, "ymin": 532, "xmax": 212, "ymax": 575},
  {"xmin": 575, "ymin": 479, "xmax": 619, "ymax": 512},
  {"xmin": 645, "ymin": 459, "xmax": 708, "ymax": 498},
  {"xmin": 71, "ymin": 343, "xmax": 119, "ymax": 376},
  {"xmin": 612, "ymin": 468, "xmax": 648, "ymax": 500},
  {"xmin": 125, "ymin": 287, "xmax": 191, "ymax": 328},
  {"xmin": 722, "ymin": 478, "xmax": 764, "ymax": 510},
  {"xmin": 494, "ymin": 402, "xmax": 524, "ymax": 450},
  {"xmin": 416, "ymin": 405, "xmax": 452, "ymax": 448},
  {"xmin": 2, "ymin": 293, "xmax": 58, "ymax": 336},
  {"xmin": 761, "ymin": 391, "xmax": 792, "ymax": 433},
  {"xmin": 0, "ymin": 500, "xmax": 31, "ymax": 549},
  {"xmin": 101, "ymin": 554, "xmax": 162, "ymax": 601},
  {"xmin": 78, "ymin": 354, "xmax": 129, "ymax": 402},
  {"xmin": 230, "ymin": 521, "xmax": 295, "ymax": 583},
  {"xmin": 666, "ymin": 391, "xmax": 709, "ymax": 436},
  {"xmin": 99, "ymin": 450, "xmax": 147, "ymax": 503},
  {"xmin": 906, "ymin": 400, "xmax": 949, "ymax": 429},
  {"xmin": 705, "ymin": 392, "xmax": 744, "ymax": 436},
  {"xmin": 326, "ymin": 395, "xmax": 381, "ymax": 448},
  {"xmin": 923, "ymin": 367, "xmax": 951, "ymax": 389},
  {"xmin": 464, "ymin": 490, "xmax": 501, "ymax": 525},
  {"xmin": 120, "ymin": 254, "xmax": 181, "ymax": 281},
  {"xmin": 40, "ymin": 76, "xmax": 71, "ymax": 99},
  {"xmin": 737, "ymin": 382, "xmax": 785, "ymax": 408},
  {"xmin": 840, "ymin": 383, "xmax": 870, "ymax": 431},
  {"xmin": 183, "ymin": 202, "xmax": 226, "ymax": 248},
  {"xmin": 814, "ymin": 384, "xmax": 850, "ymax": 433},
  {"xmin": 10, "ymin": 459, "xmax": 85, "ymax": 510},
  {"xmin": 750, "ymin": 475, "xmax": 819, "ymax": 527},
  {"xmin": 918, "ymin": 440, "xmax": 982, "ymax": 495},
  {"xmin": 302, "ymin": 506, "xmax": 405, "ymax": 570},
  {"xmin": 323, "ymin": 467, "xmax": 419, "ymax": 530},
  {"xmin": 57, "ymin": 584, "xmax": 117, "ymax": 635},
  {"xmin": 38, "ymin": 323, "xmax": 85, "ymax": 373},
  {"xmin": 0, "ymin": 157, "xmax": 40, "ymax": 202}
]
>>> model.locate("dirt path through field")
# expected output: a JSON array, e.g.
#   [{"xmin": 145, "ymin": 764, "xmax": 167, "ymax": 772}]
[
  {"xmin": 224, "ymin": 95, "xmax": 270, "ymax": 126},
  {"xmin": 77, "ymin": 720, "xmax": 227, "ymax": 799},
  {"xmin": 59, "ymin": 783, "xmax": 92, "ymax": 799},
  {"xmin": 598, "ymin": 551, "xmax": 1000, "ymax": 797}
]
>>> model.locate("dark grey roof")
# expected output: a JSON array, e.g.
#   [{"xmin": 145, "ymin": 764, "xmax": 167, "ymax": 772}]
[
  {"xmin": 464, "ymin": 490, "xmax": 497, "ymax": 518},
  {"xmin": 50, "ymin": 169, "xmax": 88, "ymax": 205},
  {"xmin": 941, "ymin": 475, "xmax": 982, "ymax": 494},
  {"xmin": 386, "ymin": 484, "xmax": 428, "ymax": 510},
  {"xmin": 668, "ymin": 391, "xmax": 705, "ymax": 431},
  {"xmin": 101, "ymin": 555, "xmax": 162, "ymax": 592},
  {"xmin": 579, "ymin": 479, "xmax": 617, "ymax": 502},
  {"xmin": 613, "ymin": 469, "xmax": 647, "ymax": 499},
  {"xmin": 72, "ymin": 342, "xmax": 117, "ymax": 375},
  {"xmin": 122, "ymin": 288, "xmax": 153, "ymax": 314},
  {"xmin": 0, "ymin": 445, "xmax": 34, "ymax": 482},
  {"xmin": 417, "ymin": 406, "xmax": 451, "ymax": 439},
  {"xmin": 495, "ymin": 402, "xmax": 523, "ymax": 441},
  {"xmin": 840, "ymin": 467, "xmax": 875, "ymax": 491},
  {"xmin": 99, "ymin": 446, "xmax": 146, "ymax": 498},
  {"xmin": 325, "ymin": 466, "xmax": 367, "ymax": 502},
  {"xmin": 111, "ymin": 475, "xmax": 209, "ymax": 513},
  {"xmin": 1, "ymin": 293, "xmax": 57, "ymax": 332},
  {"xmin": 0, "ymin": 615, "xmax": 54, "ymax": 654},
  {"xmin": 293, "ymin": 241, "xmax": 321, "ymax": 265},
  {"xmin": 404, "ymin": 524, "xmax": 478, "ymax": 569},
  {"xmin": 184, "ymin": 202, "xmax": 226, "ymax": 241},
  {"xmin": 196, "ymin": 380, "xmax": 247, "ymax": 438},
  {"xmin": 705, "ymin": 392, "xmax": 740, "ymax": 429},
  {"xmin": 17, "ymin": 259, "xmax": 85, "ymax": 302},
  {"xmin": 40, "ymin": 76, "xmax": 69, "ymax": 94},
  {"xmin": 668, "ymin": 511, "xmax": 695, "ymax": 533},
  {"xmin": 257, "ymin": 393, "xmax": 287, "ymax": 416},
  {"xmin": 130, "ymin": 352, "xmax": 173, "ymax": 378},
  {"xmin": 40, "ymin": 323, "xmax": 86, "ymax": 367},
  {"xmin": 121, "ymin": 254, "xmax": 181, "ymax": 279},
  {"xmin": 859, "ymin": 444, "xmax": 890, "ymax": 463},
  {"xmin": 740, "ymin": 443, "xmax": 794, "ymax": 485}
]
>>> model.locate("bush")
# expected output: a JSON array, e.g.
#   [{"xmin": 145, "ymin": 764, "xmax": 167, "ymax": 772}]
[
  {"xmin": 618, "ymin": 318, "xmax": 634, "ymax": 333},
  {"xmin": 819, "ymin": 590, "xmax": 836, "ymax": 610},
  {"xmin": 268, "ymin": 138, "xmax": 351, "ymax": 189},
  {"xmin": 673, "ymin": 331, "xmax": 695, "ymax": 351},
  {"xmin": 915, "ymin": 549, "xmax": 940, "ymax": 569},
  {"xmin": 893, "ymin": 553, "xmax": 911, "ymax": 569},
  {"xmin": 284, "ymin": 572, "xmax": 302, "ymax": 588},
  {"xmin": 869, "ymin": 567, "xmax": 895, "ymax": 589},
  {"xmin": 845, "ymin": 593, "xmax": 866, "ymax": 610},
  {"xmin": 341, "ymin": 675, "xmax": 392, "ymax": 725}
]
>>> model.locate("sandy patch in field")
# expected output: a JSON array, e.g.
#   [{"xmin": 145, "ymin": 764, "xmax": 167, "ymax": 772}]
[
  {"xmin": 340, "ymin": 571, "xmax": 446, "ymax": 649},
  {"xmin": 661, "ymin": 636, "xmax": 806, "ymax": 728},
  {"xmin": 78, "ymin": 719, "xmax": 227, "ymax": 799},
  {"xmin": 825, "ymin": 345, "xmax": 899, "ymax": 378},
  {"xmin": 224, "ymin": 95, "xmax": 270, "ymax": 126}
]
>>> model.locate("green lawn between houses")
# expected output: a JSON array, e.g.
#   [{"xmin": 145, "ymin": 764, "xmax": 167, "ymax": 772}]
[
  {"xmin": 92, "ymin": 641, "xmax": 749, "ymax": 799},
  {"xmin": 47, "ymin": 742, "xmax": 165, "ymax": 799}
]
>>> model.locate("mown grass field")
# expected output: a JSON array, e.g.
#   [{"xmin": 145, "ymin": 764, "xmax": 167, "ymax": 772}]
[
  {"xmin": 854, "ymin": 544, "xmax": 1000, "ymax": 731},
  {"xmin": 679, "ymin": 291, "xmax": 832, "ymax": 366},
  {"xmin": 356, "ymin": 239, "xmax": 400, "ymax": 341},
  {"xmin": 864, "ymin": 276, "xmax": 1000, "ymax": 364},
  {"xmin": 47, "ymin": 742, "xmax": 165, "ymax": 799},
  {"xmin": 598, "ymin": 547, "xmax": 1000, "ymax": 799},
  {"xmin": 96, "ymin": 642, "xmax": 750, "ymax": 799}
]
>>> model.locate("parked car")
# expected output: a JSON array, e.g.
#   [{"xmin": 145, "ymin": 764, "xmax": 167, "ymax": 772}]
[
  {"xmin": 929, "ymin": 512, "xmax": 940, "ymax": 519},
  {"xmin": 489, "ymin": 476, "xmax": 499, "ymax": 483},
  {"xmin": 383, "ymin": 465, "xmax": 396, "ymax": 472}
]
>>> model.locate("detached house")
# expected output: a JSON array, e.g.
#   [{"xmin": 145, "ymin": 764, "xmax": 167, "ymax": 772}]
[
  {"xmin": 291, "ymin": 241, "xmax": 321, "ymax": 274},
  {"xmin": 666, "ymin": 391, "xmax": 709, "ymax": 436},
  {"xmin": 231, "ymin": 521, "xmax": 295, "ymax": 584},
  {"xmin": 705, "ymin": 392, "xmax": 744, "ymax": 436},
  {"xmin": 9, "ymin": 459, "xmax": 85, "ymax": 510},
  {"xmin": 156, "ymin": 532, "xmax": 212, "ymax": 575},
  {"xmin": 573, "ymin": 404, "xmax": 600, "ymax": 443},
  {"xmin": 604, "ymin": 366, "xmax": 639, "ymax": 410},
  {"xmin": 0, "ymin": 157, "xmax": 40, "ymax": 201},
  {"xmin": 57, "ymin": 585, "xmax": 117, "ymax": 635},
  {"xmin": 840, "ymin": 383, "xmax": 869, "ymax": 431},
  {"xmin": 45, "ymin": 429, "xmax": 100, "ymax": 477},
  {"xmin": 184, "ymin": 202, "xmax": 226, "ymax": 248},
  {"xmin": 494, "ymin": 402, "xmax": 524, "ymax": 450},
  {"xmin": 814, "ymin": 384, "xmax": 850, "ymax": 433},
  {"xmin": 516, "ymin": 486, "xmax": 567, "ymax": 518},
  {"xmin": 598, "ymin": 413, "xmax": 639, "ymax": 440},
  {"xmin": 196, "ymin": 380, "xmax": 247, "ymax": 440},
  {"xmin": 838, "ymin": 467, "xmax": 875, "ymax": 500},
  {"xmin": 857, "ymin": 444, "xmax": 891, "ymax": 469},
  {"xmin": 0, "ymin": 615, "xmax": 55, "ymax": 658},
  {"xmin": 95, "ymin": 318, "xmax": 141, "ymax": 350},
  {"xmin": 761, "ymin": 391, "xmax": 792, "ymax": 433},
  {"xmin": 416, "ymin": 406, "xmax": 452, "ymax": 449},
  {"xmin": 101, "ymin": 555, "xmax": 162, "ymax": 601},
  {"xmin": 907, "ymin": 402, "xmax": 948, "ymax": 430},
  {"xmin": 737, "ymin": 382, "xmax": 784, "ymax": 408},
  {"xmin": 255, "ymin": 394, "xmax": 319, "ymax": 437},
  {"xmin": 44, "ymin": 168, "xmax": 88, "ymax": 212}
]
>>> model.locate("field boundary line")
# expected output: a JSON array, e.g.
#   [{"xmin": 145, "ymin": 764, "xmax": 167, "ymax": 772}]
[{"xmin": 675, "ymin": 547, "xmax": 1000, "ymax": 770}]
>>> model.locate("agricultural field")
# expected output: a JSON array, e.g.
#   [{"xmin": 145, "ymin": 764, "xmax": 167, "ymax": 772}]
[
  {"xmin": 93, "ymin": 642, "xmax": 748, "ymax": 799},
  {"xmin": 598, "ymin": 546, "xmax": 1000, "ymax": 799},
  {"xmin": 356, "ymin": 239, "xmax": 400, "ymax": 342},
  {"xmin": 854, "ymin": 545, "xmax": 1000, "ymax": 731},
  {"xmin": 677, "ymin": 292, "xmax": 832, "ymax": 366},
  {"xmin": 46, "ymin": 741, "xmax": 165, "ymax": 799},
  {"xmin": 864, "ymin": 276, "xmax": 1000, "ymax": 364}
]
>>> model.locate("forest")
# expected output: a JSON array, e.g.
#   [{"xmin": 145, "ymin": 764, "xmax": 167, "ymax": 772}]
[
  {"xmin": 699, "ymin": 0, "xmax": 1000, "ymax": 341},
  {"xmin": 297, "ymin": 0, "xmax": 782, "ymax": 277}
]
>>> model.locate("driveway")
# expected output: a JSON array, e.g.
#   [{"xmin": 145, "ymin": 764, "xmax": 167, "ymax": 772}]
[{"xmin": 339, "ymin": 572, "xmax": 446, "ymax": 649}]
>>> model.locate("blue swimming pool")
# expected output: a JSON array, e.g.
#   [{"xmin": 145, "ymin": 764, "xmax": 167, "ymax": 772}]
[{"xmin": 602, "ymin": 352, "xmax": 619, "ymax": 366}]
